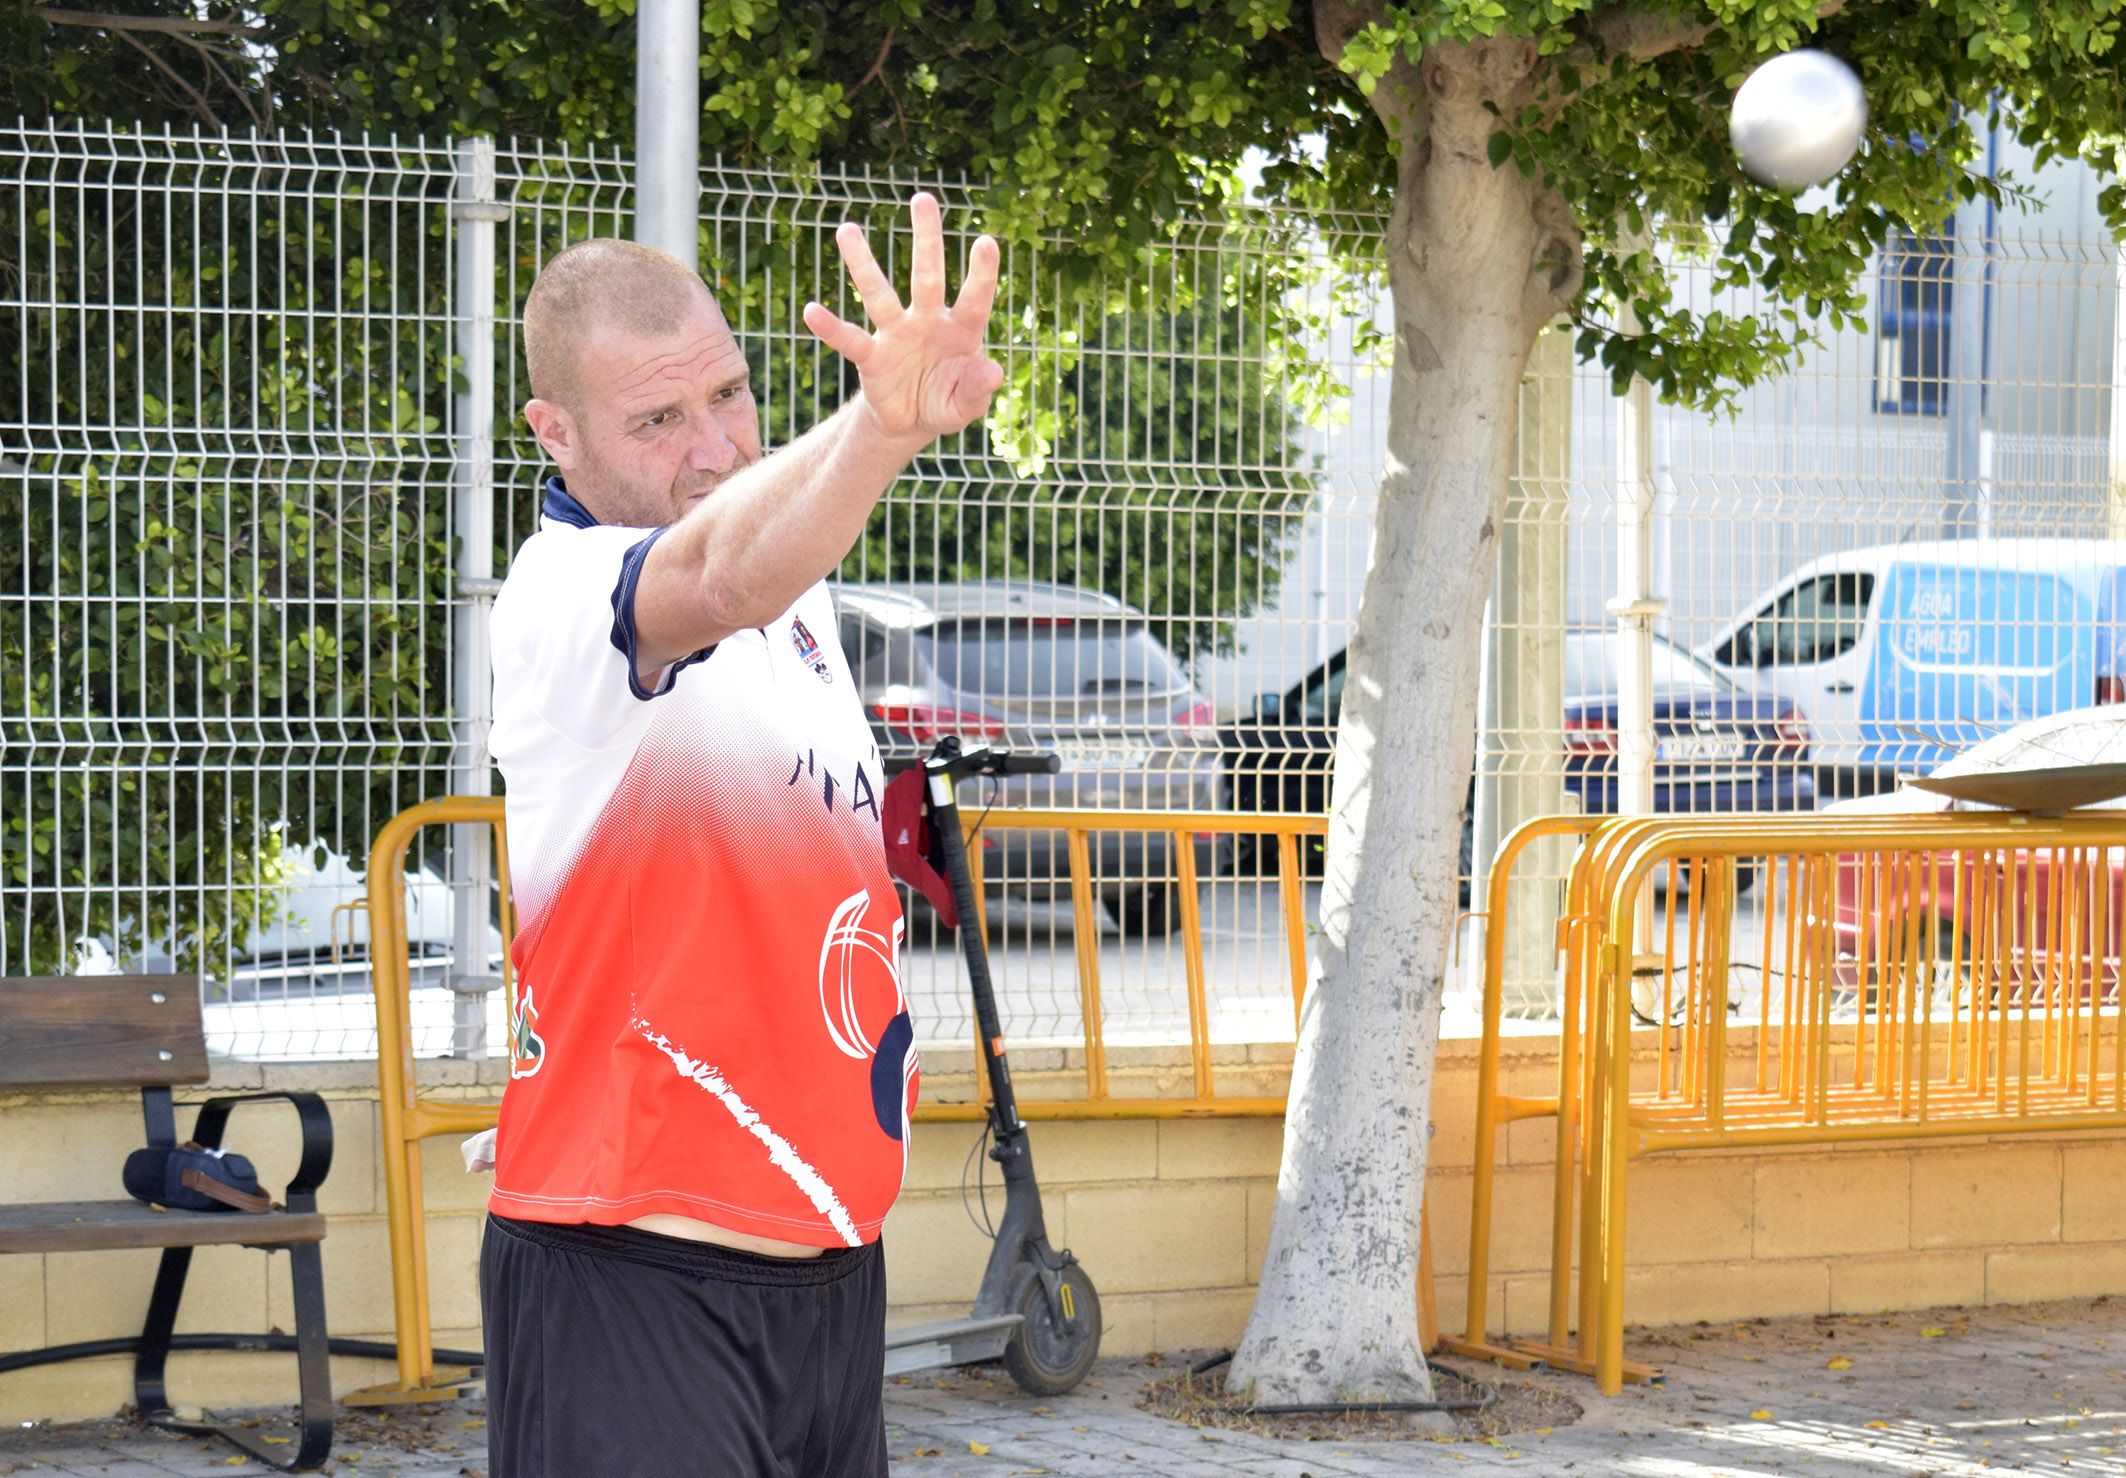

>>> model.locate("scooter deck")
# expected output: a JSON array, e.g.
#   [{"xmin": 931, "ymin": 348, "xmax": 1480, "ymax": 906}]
[{"xmin": 882, "ymin": 1314, "xmax": 1024, "ymax": 1377}]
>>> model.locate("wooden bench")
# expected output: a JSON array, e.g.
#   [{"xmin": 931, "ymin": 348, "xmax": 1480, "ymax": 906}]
[{"xmin": 0, "ymin": 975, "xmax": 334, "ymax": 1470}]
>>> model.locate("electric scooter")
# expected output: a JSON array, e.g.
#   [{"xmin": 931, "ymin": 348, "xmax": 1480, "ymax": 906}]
[{"xmin": 879, "ymin": 736, "xmax": 1104, "ymax": 1396}]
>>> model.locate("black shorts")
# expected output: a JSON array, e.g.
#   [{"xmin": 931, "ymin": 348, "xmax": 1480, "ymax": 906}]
[{"xmin": 480, "ymin": 1214, "xmax": 889, "ymax": 1478}]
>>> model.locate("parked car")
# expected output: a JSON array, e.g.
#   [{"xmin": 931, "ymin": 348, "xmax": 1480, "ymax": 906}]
[
  {"xmin": 1697, "ymin": 539, "xmax": 2126, "ymax": 801},
  {"xmin": 833, "ymin": 579, "xmax": 1223, "ymax": 936},
  {"xmin": 74, "ymin": 842, "xmax": 498, "ymax": 1005},
  {"xmin": 1220, "ymin": 632, "xmax": 1815, "ymax": 893},
  {"xmin": 1821, "ymin": 704, "xmax": 2126, "ymax": 1003}
]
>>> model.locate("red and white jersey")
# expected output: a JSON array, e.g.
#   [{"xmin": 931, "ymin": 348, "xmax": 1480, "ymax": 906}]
[{"xmin": 485, "ymin": 478, "xmax": 915, "ymax": 1247}]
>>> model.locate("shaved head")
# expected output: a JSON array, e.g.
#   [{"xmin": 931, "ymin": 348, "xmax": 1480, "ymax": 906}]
[
  {"xmin": 519, "ymin": 238, "xmax": 763, "ymax": 529},
  {"xmin": 523, "ymin": 239, "xmax": 718, "ymax": 413}
]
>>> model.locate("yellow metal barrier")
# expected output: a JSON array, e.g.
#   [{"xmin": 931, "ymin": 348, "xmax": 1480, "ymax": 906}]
[
  {"xmin": 352, "ymin": 797, "xmax": 513, "ymax": 1405},
  {"xmin": 1448, "ymin": 809, "xmax": 2126, "ymax": 1394},
  {"xmin": 1437, "ymin": 812, "xmax": 1603, "ymax": 1373},
  {"xmin": 931, "ymin": 807, "xmax": 1323, "ymax": 1118},
  {"xmin": 1567, "ymin": 811, "xmax": 2126, "ymax": 1395},
  {"xmin": 353, "ymin": 797, "xmax": 1455, "ymax": 1403},
  {"xmin": 1446, "ymin": 809, "xmax": 1712, "ymax": 1382},
  {"xmin": 1564, "ymin": 813, "xmax": 1873, "ymax": 1384}
]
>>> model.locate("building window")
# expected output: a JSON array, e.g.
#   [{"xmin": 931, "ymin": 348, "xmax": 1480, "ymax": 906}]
[{"xmin": 1874, "ymin": 224, "xmax": 1955, "ymax": 415}]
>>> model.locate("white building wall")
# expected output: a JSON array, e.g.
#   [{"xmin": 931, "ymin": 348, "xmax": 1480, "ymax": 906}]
[{"xmin": 1203, "ymin": 144, "xmax": 2116, "ymax": 716}]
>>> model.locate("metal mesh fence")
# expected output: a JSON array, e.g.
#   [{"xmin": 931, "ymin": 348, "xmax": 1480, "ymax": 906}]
[
  {"xmin": 3, "ymin": 124, "xmax": 465, "ymax": 1059},
  {"xmin": 1, "ymin": 124, "xmax": 1358, "ymax": 1061},
  {"xmin": 7, "ymin": 122, "xmax": 2122, "ymax": 1057}
]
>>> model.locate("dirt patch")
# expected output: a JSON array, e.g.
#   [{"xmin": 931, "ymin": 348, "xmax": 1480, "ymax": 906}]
[{"xmin": 1136, "ymin": 1354, "xmax": 1582, "ymax": 1446}]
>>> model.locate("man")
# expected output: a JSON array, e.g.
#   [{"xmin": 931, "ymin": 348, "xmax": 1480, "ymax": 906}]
[{"xmin": 479, "ymin": 194, "xmax": 1002, "ymax": 1477}]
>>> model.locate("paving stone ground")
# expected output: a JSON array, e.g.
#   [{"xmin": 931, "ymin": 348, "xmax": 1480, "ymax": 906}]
[{"xmin": 4, "ymin": 1299, "xmax": 2124, "ymax": 1476}]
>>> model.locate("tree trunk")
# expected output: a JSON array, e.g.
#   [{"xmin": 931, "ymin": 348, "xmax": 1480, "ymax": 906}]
[{"xmin": 1228, "ymin": 32, "xmax": 1576, "ymax": 1406}]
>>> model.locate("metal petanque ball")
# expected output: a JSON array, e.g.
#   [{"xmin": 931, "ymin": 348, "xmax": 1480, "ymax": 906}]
[{"xmin": 1729, "ymin": 49, "xmax": 1868, "ymax": 191}]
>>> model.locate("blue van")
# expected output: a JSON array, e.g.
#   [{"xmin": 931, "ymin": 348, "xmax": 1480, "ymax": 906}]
[{"xmin": 1697, "ymin": 540, "xmax": 2126, "ymax": 798}]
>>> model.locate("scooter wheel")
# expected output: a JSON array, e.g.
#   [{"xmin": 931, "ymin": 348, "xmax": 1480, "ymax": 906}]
[{"xmin": 1001, "ymin": 1261, "xmax": 1102, "ymax": 1396}]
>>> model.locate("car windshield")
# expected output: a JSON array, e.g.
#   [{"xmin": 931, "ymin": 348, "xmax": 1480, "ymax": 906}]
[
  {"xmin": 922, "ymin": 618, "xmax": 1190, "ymax": 699},
  {"xmin": 1565, "ymin": 634, "xmax": 1730, "ymax": 698}
]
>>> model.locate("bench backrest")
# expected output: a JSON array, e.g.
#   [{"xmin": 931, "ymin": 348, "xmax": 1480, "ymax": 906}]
[{"xmin": 0, "ymin": 976, "xmax": 208, "ymax": 1089}]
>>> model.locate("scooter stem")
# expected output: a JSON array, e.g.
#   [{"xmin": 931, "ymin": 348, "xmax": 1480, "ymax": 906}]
[
  {"xmin": 919, "ymin": 739, "xmax": 1073, "ymax": 1327},
  {"xmin": 925, "ymin": 754, "xmax": 1025, "ymax": 1139}
]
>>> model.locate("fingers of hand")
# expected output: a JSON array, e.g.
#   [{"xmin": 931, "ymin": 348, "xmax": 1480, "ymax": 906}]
[
  {"xmin": 802, "ymin": 301, "xmax": 873, "ymax": 367},
  {"xmin": 907, "ymin": 191, "xmax": 946, "ymax": 311},
  {"xmin": 836, "ymin": 221, "xmax": 902, "ymax": 327},
  {"xmin": 967, "ymin": 356, "xmax": 1005, "ymax": 409},
  {"xmin": 951, "ymin": 235, "xmax": 1002, "ymax": 331},
  {"xmin": 942, "ymin": 356, "xmax": 1006, "ymax": 426}
]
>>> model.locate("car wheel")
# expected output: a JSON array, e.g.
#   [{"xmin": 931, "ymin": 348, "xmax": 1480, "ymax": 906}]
[
  {"xmin": 1920, "ymin": 916, "xmax": 1984, "ymax": 1011},
  {"xmin": 1239, "ymin": 832, "xmax": 1317, "ymax": 880},
  {"xmin": 1652, "ymin": 856, "xmax": 1760, "ymax": 899},
  {"xmin": 1106, "ymin": 885, "xmax": 1178, "ymax": 938}
]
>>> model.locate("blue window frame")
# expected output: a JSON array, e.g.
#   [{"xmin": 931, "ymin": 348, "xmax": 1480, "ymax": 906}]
[{"xmin": 1874, "ymin": 222, "xmax": 1956, "ymax": 415}]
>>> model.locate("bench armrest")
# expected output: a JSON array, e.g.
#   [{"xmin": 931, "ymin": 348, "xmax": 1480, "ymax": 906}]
[{"xmin": 189, "ymin": 1092, "xmax": 334, "ymax": 1212}]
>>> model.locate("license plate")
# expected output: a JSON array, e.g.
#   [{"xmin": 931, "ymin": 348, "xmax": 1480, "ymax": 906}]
[
  {"xmin": 1054, "ymin": 742, "xmax": 1154, "ymax": 771},
  {"xmin": 1657, "ymin": 736, "xmax": 1748, "ymax": 763}
]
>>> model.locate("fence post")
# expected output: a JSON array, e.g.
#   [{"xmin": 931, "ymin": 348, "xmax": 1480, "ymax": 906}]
[
  {"xmin": 450, "ymin": 135, "xmax": 507, "ymax": 1056},
  {"xmin": 635, "ymin": 0, "xmax": 701, "ymax": 267},
  {"xmin": 1610, "ymin": 273, "xmax": 1663, "ymax": 955},
  {"xmin": 2109, "ymin": 236, "xmax": 2126, "ymax": 541},
  {"xmin": 1495, "ymin": 328, "xmax": 1574, "ymax": 1013},
  {"xmin": 1943, "ymin": 113, "xmax": 1996, "ymax": 539}
]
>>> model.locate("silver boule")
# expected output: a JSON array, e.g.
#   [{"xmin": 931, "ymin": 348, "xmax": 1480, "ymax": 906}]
[{"xmin": 1729, "ymin": 49, "xmax": 1868, "ymax": 191}]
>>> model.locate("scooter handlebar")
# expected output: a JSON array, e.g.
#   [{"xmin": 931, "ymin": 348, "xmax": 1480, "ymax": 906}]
[
  {"xmin": 923, "ymin": 739, "xmax": 1061, "ymax": 779},
  {"xmin": 994, "ymin": 751, "xmax": 1062, "ymax": 776}
]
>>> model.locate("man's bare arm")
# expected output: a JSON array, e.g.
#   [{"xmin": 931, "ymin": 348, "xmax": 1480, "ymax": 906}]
[{"xmin": 632, "ymin": 194, "xmax": 1002, "ymax": 672}]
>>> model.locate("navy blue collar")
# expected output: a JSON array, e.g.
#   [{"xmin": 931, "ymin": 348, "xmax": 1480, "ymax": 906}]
[{"xmin": 541, "ymin": 476, "xmax": 598, "ymax": 529}]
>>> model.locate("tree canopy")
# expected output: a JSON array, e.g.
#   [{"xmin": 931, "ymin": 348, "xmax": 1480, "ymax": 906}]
[{"xmin": 16, "ymin": 1, "xmax": 2120, "ymax": 399}]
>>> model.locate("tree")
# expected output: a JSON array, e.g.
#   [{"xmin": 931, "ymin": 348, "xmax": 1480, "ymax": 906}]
[
  {"xmin": 16, "ymin": 0, "xmax": 2124, "ymax": 1405},
  {"xmin": 1213, "ymin": 0, "xmax": 2118, "ymax": 1406}
]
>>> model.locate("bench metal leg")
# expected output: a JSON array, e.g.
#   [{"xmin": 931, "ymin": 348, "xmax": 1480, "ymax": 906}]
[
  {"xmin": 134, "ymin": 1243, "xmax": 334, "ymax": 1472},
  {"xmin": 281, "ymin": 1241, "xmax": 334, "ymax": 1468},
  {"xmin": 131, "ymin": 1245, "xmax": 188, "ymax": 1418}
]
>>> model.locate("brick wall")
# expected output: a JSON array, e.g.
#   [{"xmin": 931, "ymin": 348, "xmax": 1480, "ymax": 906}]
[
  {"xmin": 1428, "ymin": 1030, "xmax": 2126, "ymax": 1340},
  {"xmin": 5, "ymin": 1034, "xmax": 2125, "ymax": 1424}
]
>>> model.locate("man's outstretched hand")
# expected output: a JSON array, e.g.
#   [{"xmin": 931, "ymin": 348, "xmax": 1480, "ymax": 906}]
[{"xmin": 801, "ymin": 192, "xmax": 1004, "ymax": 444}]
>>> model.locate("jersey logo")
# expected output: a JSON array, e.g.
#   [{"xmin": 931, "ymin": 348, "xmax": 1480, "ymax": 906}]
[
  {"xmin": 790, "ymin": 615, "xmax": 834, "ymax": 683},
  {"xmin": 509, "ymin": 984, "xmax": 546, "ymax": 1079},
  {"xmin": 787, "ymin": 748, "xmax": 881, "ymax": 821},
  {"xmin": 818, "ymin": 890, "xmax": 919, "ymax": 1142}
]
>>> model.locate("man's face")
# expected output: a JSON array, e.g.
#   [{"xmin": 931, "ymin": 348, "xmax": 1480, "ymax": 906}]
[{"xmin": 536, "ymin": 293, "xmax": 763, "ymax": 528}]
